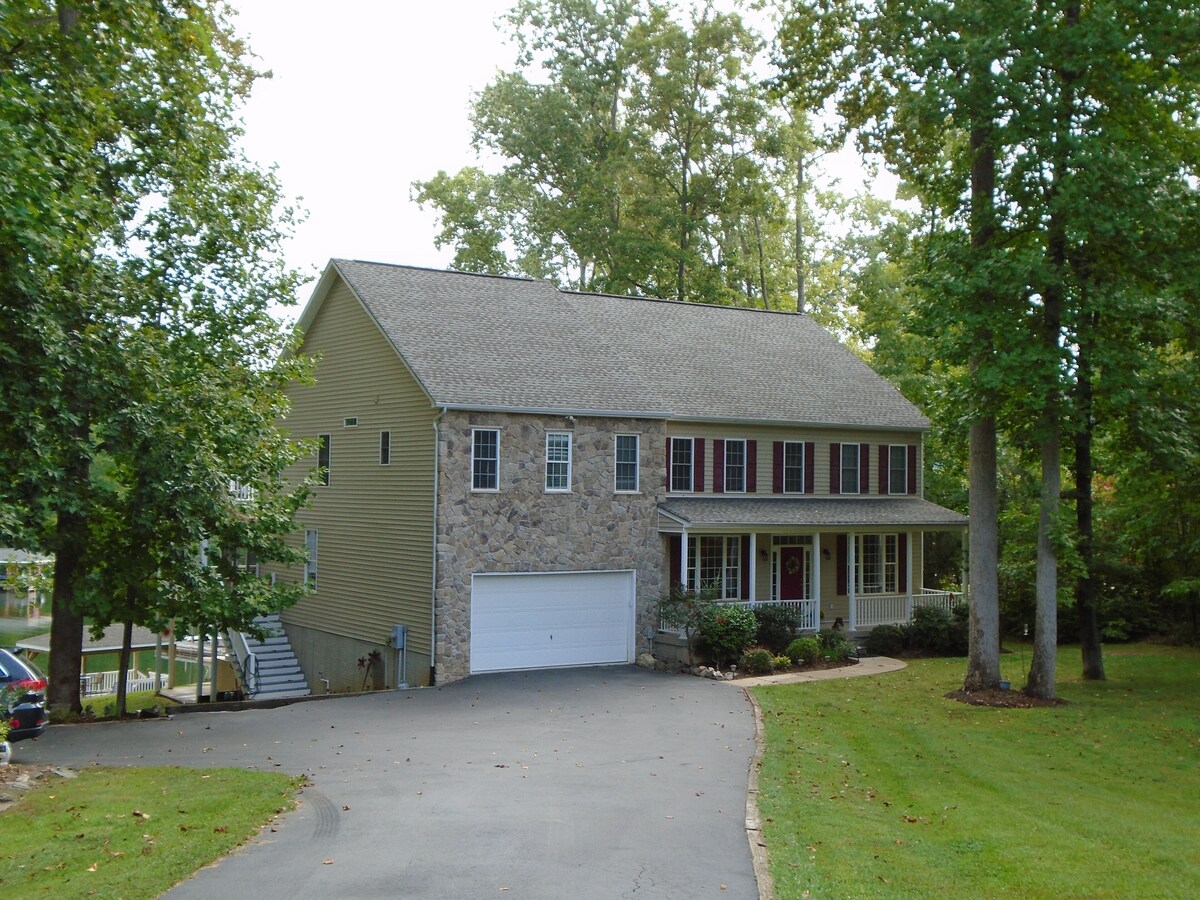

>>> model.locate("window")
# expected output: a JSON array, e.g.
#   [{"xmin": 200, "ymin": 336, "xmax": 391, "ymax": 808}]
[
  {"xmin": 615, "ymin": 434, "xmax": 639, "ymax": 492},
  {"xmin": 305, "ymin": 529, "xmax": 318, "ymax": 588},
  {"xmin": 840, "ymin": 443, "xmax": 860, "ymax": 495},
  {"xmin": 343, "ymin": 417, "xmax": 358, "ymax": 428},
  {"xmin": 889, "ymin": 445, "xmax": 908, "ymax": 494},
  {"xmin": 317, "ymin": 434, "xmax": 331, "ymax": 486},
  {"xmin": 783, "ymin": 441, "xmax": 805, "ymax": 493},
  {"xmin": 724, "ymin": 439, "xmax": 746, "ymax": 493},
  {"xmin": 380, "ymin": 431, "xmax": 391, "ymax": 466},
  {"xmin": 855, "ymin": 533, "xmax": 897, "ymax": 594},
  {"xmin": 472, "ymin": 429, "xmax": 500, "ymax": 491},
  {"xmin": 545, "ymin": 432, "xmax": 572, "ymax": 492},
  {"xmin": 686, "ymin": 535, "xmax": 741, "ymax": 599},
  {"xmin": 670, "ymin": 437, "xmax": 694, "ymax": 492}
]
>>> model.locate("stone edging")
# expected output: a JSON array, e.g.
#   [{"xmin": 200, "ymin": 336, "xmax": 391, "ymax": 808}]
[{"xmin": 742, "ymin": 686, "xmax": 775, "ymax": 900}]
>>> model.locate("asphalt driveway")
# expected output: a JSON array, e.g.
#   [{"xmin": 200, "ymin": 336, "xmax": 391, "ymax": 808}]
[{"xmin": 23, "ymin": 666, "xmax": 759, "ymax": 899}]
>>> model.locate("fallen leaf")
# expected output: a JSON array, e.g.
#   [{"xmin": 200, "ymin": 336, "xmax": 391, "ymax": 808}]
[
  {"xmin": 87, "ymin": 863, "xmax": 98, "ymax": 872},
  {"xmin": 323, "ymin": 859, "xmax": 334, "ymax": 865}
]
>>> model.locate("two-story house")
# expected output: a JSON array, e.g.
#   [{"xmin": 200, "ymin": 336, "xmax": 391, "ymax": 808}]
[{"xmin": 271, "ymin": 260, "xmax": 967, "ymax": 690}]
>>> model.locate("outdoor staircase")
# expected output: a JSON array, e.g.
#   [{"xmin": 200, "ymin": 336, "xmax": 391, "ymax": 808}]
[{"xmin": 230, "ymin": 614, "xmax": 311, "ymax": 701}]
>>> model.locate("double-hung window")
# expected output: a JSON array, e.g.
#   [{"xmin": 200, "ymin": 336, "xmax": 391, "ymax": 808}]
[
  {"xmin": 304, "ymin": 529, "xmax": 318, "ymax": 588},
  {"xmin": 724, "ymin": 439, "xmax": 746, "ymax": 493},
  {"xmin": 783, "ymin": 441, "xmax": 805, "ymax": 493},
  {"xmin": 670, "ymin": 437, "xmax": 694, "ymax": 492},
  {"xmin": 840, "ymin": 443, "xmax": 860, "ymax": 495},
  {"xmin": 615, "ymin": 434, "xmax": 639, "ymax": 492},
  {"xmin": 686, "ymin": 535, "xmax": 741, "ymax": 599},
  {"xmin": 888, "ymin": 445, "xmax": 908, "ymax": 494},
  {"xmin": 545, "ymin": 432, "xmax": 572, "ymax": 492},
  {"xmin": 317, "ymin": 434, "xmax": 331, "ymax": 486},
  {"xmin": 855, "ymin": 533, "xmax": 897, "ymax": 594},
  {"xmin": 472, "ymin": 429, "xmax": 500, "ymax": 491}
]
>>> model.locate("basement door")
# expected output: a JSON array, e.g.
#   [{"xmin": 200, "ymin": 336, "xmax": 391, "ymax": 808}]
[{"xmin": 469, "ymin": 570, "xmax": 636, "ymax": 674}]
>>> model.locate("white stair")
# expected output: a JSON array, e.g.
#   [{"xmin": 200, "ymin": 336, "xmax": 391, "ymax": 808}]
[{"xmin": 233, "ymin": 615, "xmax": 311, "ymax": 700}]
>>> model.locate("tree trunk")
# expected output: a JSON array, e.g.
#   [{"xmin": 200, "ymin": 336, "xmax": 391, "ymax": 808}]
[
  {"xmin": 116, "ymin": 616, "xmax": 133, "ymax": 717},
  {"xmin": 964, "ymin": 413, "xmax": 1002, "ymax": 690},
  {"xmin": 1074, "ymin": 312, "xmax": 1105, "ymax": 679},
  {"xmin": 1027, "ymin": 427, "xmax": 1059, "ymax": 698}
]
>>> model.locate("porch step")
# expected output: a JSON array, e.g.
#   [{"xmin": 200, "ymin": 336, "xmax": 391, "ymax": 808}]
[{"xmin": 228, "ymin": 615, "xmax": 310, "ymax": 700}]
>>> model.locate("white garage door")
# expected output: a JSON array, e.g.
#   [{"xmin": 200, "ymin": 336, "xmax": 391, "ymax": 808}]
[{"xmin": 470, "ymin": 570, "xmax": 636, "ymax": 674}]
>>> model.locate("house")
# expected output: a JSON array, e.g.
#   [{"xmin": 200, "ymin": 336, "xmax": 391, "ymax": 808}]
[{"xmin": 270, "ymin": 260, "xmax": 968, "ymax": 690}]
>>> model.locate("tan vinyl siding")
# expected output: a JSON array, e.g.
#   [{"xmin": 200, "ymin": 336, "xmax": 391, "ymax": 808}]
[
  {"xmin": 665, "ymin": 422, "xmax": 925, "ymax": 499},
  {"xmin": 274, "ymin": 277, "xmax": 438, "ymax": 669}
]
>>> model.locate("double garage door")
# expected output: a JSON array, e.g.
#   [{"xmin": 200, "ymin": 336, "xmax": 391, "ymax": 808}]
[{"xmin": 470, "ymin": 570, "xmax": 636, "ymax": 674}]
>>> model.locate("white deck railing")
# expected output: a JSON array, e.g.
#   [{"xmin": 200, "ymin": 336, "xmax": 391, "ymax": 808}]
[
  {"xmin": 659, "ymin": 598, "xmax": 821, "ymax": 636},
  {"xmin": 80, "ymin": 670, "xmax": 161, "ymax": 697}
]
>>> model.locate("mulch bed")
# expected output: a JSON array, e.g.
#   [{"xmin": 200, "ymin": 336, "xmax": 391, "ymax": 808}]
[{"xmin": 945, "ymin": 688, "xmax": 1067, "ymax": 708}]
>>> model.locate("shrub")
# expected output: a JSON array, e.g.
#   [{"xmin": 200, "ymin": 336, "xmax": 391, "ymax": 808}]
[
  {"xmin": 909, "ymin": 605, "xmax": 956, "ymax": 654},
  {"xmin": 697, "ymin": 604, "xmax": 758, "ymax": 667},
  {"xmin": 786, "ymin": 636, "xmax": 821, "ymax": 666},
  {"xmin": 753, "ymin": 604, "xmax": 804, "ymax": 653},
  {"xmin": 818, "ymin": 629, "xmax": 856, "ymax": 660},
  {"xmin": 772, "ymin": 655, "xmax": 792, "ymax": 671},
  {"xmin": 864, "ymin": 624, "xmax": 906, "ymax": 657},
  {"xmin": 658, "ymin": 585, "xmax": 718, "ymax": 665},
  {"xmin": 948, "ymin": 602, "xmax": 970, "ymax": 655},
  {"xmin": 739, "ymin": 646, "xmax": 775, "ymax": 675}
]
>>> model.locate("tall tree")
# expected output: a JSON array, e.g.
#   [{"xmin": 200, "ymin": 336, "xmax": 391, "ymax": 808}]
[{"xmin": 0, "ymin": 2, "xmax": 311, "ymax": 712}]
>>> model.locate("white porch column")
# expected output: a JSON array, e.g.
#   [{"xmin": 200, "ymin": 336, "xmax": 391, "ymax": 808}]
[
  {"xmin": 811, "ymin": 533, "xmax": 821, "ymax": 605},
  {"xmin": 680, "ymin": 528, "xmax": 689, "ymax": 590},
  {"xmin": 748, "ymin": 532, "xmax": 757, "ymax": 603},
  {"xmin": 906, "ymin": 530, "xmax": 915, "ymax": 621},
  {"xmin": 847, "ymin": 532, "xmax": 857, "ymax": 632}
]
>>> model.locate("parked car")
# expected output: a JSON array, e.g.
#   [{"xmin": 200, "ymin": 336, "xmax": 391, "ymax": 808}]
[{"xmin": 0, "ymin": 647, "xmax": 48, "ymax": 743}]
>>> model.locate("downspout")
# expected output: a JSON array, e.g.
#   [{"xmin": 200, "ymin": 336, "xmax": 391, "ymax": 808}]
[{"xmin": 429, "ymin": 406, "xmax": 446, "ymax": 684}]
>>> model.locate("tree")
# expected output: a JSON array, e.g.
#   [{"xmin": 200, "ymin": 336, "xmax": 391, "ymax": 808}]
[{"xmin": 0, "ymin": 3, "xmax": 312, "ymax": 713}]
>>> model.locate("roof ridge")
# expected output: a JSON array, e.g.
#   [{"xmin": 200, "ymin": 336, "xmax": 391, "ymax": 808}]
[
  {"xmin": 562, "ymin": 289, "xmax": 808, "ymax": 319},
  {"xmin": 333, "ymin": 258, "xmax": 541, "ymax": 286}
]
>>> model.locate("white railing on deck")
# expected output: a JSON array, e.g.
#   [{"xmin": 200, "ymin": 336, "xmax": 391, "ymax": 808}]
[
  {"xmin": 80, "ymin": 670, "xmax": 160, "ymax": 697},
  {"xmin": 659, "ymin": 598, "xmax": 821, "ymax": 635}
]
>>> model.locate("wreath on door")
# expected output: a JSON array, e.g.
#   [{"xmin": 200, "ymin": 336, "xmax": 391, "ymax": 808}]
[{"xmin": 784, "ymin": 554, "xmax": 802, "ymax": 576}]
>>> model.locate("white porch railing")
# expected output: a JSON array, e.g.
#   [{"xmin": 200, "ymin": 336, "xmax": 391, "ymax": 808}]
[
  {"xmin": 659, "ymin": 598, "xmax": 821, "ymax": 635},
  {"xmin": 857, "ymin": 589, "xmax": 963, "ymax": 629},
  {"xmin": 80, "ymin": 670, "xmax": 161, "ymax": 697}
]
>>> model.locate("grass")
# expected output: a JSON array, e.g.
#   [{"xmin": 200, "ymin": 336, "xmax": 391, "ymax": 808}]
[
  {"xmin": 0, "ymin": 767, "xmax": 301, "ymax": 898},
  {"xmin": 80, "ymin": 689, "xmax": 180, "ymax": 720},
  {"xmin": 753, "ymin": 643, "xmax": 1200, "ymax": 899}
]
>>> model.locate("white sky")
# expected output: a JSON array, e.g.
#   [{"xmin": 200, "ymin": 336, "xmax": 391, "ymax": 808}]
[{"xmin": 230, "ymin": 1, "xmax": 882, "ymax": 320}]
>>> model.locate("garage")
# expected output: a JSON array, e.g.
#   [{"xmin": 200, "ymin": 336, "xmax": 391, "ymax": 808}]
[{"xmin": 470, "ymin": 570, "xmax": 636, "ymax": 674}]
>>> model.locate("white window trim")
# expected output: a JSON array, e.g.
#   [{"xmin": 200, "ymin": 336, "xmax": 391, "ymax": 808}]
[
  {"xmin": 670, "ymin": 436, "xmax": 694, "ymax": 493},
  {"xmin": 854, "ymin": 532, "xmax": 898, "ymax": 595},
  {"xmin": 888, "ymin": 444, "xmax": 909, "ymax": 495},
  {"xmin": 783, "ymin": 440, "xmax": 805, "ymax": 494},
  {"xmin": 471, "ymin": 428, "xmax": 500, "ymax": 493},
  {"xmin": 686, "ymin": 534, "xmax": 742, "ymax": 600},
  {"xmin": 615, "ymin": 433, "xmax": 640, "ymax": 493},
  {"xmin": 841, "ymin": 443, "xmax": 860, "ymax": 495},
  {"xmin": 724, "ymin": 438, "xmax": 747, "ymax": 494},
  {"xmin": 545, "ymin": 431, "xmax": 572, "ymax": 493}
]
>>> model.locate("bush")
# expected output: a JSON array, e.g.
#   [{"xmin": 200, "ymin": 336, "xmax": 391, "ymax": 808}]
[
  {"xmin": 753, "ymin": 604, "xmax": 804, "ymax": 653},
  {"xmin": 739, "ymin": 646, "xmax": 775, "ymax": 675},
  {"xmin": 772, "ymin": 655, "xmax": 792, "ymax": 671},
  {"xmin": 786, "ymin": 636, "xmax": 821, "ymax": 666},
  {"xmin": 864, "ymin": 624, "xmax": 906, "ymax": 657},
  {"xmin": 908, "ymin": 604, "xmax": 954, "ymax": 653},
  {"xmin": 819, "ymin": 629, "xmax": 856, "ymax": 661},
  {"xmin": 697, "ymin": 604, "xmax": 758, "ymax": 667},
  {"xmin": 948, "ymin": 602, "xmax": 970, "ymax": 655}
]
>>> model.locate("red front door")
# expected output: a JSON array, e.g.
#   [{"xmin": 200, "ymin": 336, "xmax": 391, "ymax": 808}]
[{"xmin": 778, "ymin": 545, "xmax": 810, "ymax": 600}]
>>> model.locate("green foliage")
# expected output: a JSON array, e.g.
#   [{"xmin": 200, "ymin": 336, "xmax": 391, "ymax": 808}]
[
  {"xmin": 818, "ymin": 630, "xmax": 856, "ymax": 662},
  {"xmin": 863, "ymin": 624, "xmax": 905, "ymax": 657},
  {"xmin": 753, "ymin": 604, "xmax": 804, "ymax": 654},
  {"xmin": 772, "ymin": 655, "xmax": 793, "ymax": 672},
  {"xmin": 658, "ymin": 584, "xmax": 718, "ymax": 664},
  {"xmin": 753, "ymin": 645, "xmax": 1200, "ymax": 897},
  {"xmin": 697, "ymin": 603, "xmax": 758, "ymax": 668},
  {"xmin": 0, "ymin": 767, "xmax": 301, "ymax": 898},
  {"xmin": 786, "ymin": 636, "xmax": 821, "ymax": 667},
  {"xmin": 739, "ymin": 646, "xmax": 775, "ymax": 676}
]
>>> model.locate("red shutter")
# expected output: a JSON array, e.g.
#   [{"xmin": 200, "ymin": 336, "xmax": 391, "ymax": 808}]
[
  {"xmin": 746, "ymin": 440, "xmax": 757, "ymax": 492},
  {"xmin": 830, "ymin": 443, "xmax": 841, "ymax": 494},
  {"xmin": 665, "ymin": 439, "xmax": 672, "ymax": 490},
  {"xmin": 669, "ymin": 535, "xmax": 682, "ymax": 591},
  {"xmin": 898, "ymin": 533, "xmax": 908, "ymax": 593},
  {"xmin": 805, "ymin": 442, "xmax": 815, "ymax": 494},
  {"xmin": 713, "ymin": 439, "xmax": 725, "ymax": 493},
  {"xmin": 879, "ymin": 445, "xmax": 889, "ymax": 495},
  {"xmin": 859, "ymin": 443, "xmax": 870, "ymax": 494},
  {"xmin": 772, "ymin": 441, "xmax": 784, "ymax": 493},
  {"xmin": 694, "ymin": 439, "xmax": 706, "ymax": 492},
  {"xmin": 836, "ymin": 534, "xmax": 848, "ymax": 595},
  {"xmin": 908, "ymin": 444, "xmax": 918, "ymax": 495},
  {"xmin": 741, "ymin": 535, "xmax": 751, "ymax": 598}
]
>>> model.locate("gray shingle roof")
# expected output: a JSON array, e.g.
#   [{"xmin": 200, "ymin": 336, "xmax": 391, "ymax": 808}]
[
  {"xmin": 315, "ymin": 260, "xmax": 929, "ymax": 430},
  {"xmin": 659, "ymin": 497, "xmax": 968, "ymax": 529}
]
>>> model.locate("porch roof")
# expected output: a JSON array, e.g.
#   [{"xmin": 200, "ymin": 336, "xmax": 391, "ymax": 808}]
[
  {"xmin": 16, "ymin": 624, "xmax": 163, "ymax": 656},
  {"xmin": 658, "ymin": 497, "xmax": 968, "ymax": 530}
]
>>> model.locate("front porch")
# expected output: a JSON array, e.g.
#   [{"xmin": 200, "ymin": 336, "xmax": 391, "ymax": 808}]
[{"xmin": 656, "ymin": 496, "xmax": 969, "ymax": 640}]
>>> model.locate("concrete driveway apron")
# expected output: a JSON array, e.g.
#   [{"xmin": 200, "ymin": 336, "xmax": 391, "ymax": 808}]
[{"xmin": 25, "ymin": 666, "xmax": 759, "ymax": 899}]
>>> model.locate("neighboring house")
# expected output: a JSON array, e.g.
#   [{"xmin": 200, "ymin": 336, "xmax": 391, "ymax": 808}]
[{"xmin": 271, "ymin": 260, "xmax": 967, "ymax": 690}]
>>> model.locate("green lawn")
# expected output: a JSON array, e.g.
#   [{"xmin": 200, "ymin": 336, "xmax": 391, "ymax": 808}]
[
  {"xmin": 0, "ymin": 767, "xmax": 301, "ymax": 898},
  {"xmin": 753, "ymin": 644, "xmax": 1200, "ymax": 899}
]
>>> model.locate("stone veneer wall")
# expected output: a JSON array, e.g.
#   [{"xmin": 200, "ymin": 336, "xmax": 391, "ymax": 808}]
[{"xmin": 434, "ymin": 411, "xmax": 667, "ymax": 684}]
